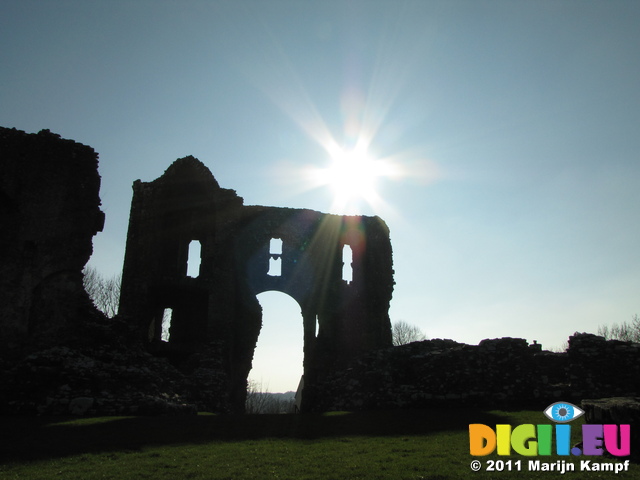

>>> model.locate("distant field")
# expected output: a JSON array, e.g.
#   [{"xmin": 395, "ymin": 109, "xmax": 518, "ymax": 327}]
[{"xmin": 0, "ymin": 409, "xmax": 637, "ymax": 479}]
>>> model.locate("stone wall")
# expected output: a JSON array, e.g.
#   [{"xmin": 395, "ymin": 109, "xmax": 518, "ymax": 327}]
[
  {"xmin": 314, "ymin": 334, "xmax": 640, "ymax": 412},
  {"xmin": 567, "ymin": 333, "xmax": 640, "ymax": 399},
  {"xmin": 0, "ymin": 127, "xmax": 105, "ymax": 355},
  {"xmin": 0, "ymin": 129, "xmax": 227, "ymax": 415},
  {"xmin": 2, "ymin": 127, "xmax": 637, "ymax": 417},
  {"xmin": 0, "ymin": 131, "xmax": 393, "ymax": 415},
  {"xmin": 2, "ymin": 345, "xmax": 197, "ymax": 415}
]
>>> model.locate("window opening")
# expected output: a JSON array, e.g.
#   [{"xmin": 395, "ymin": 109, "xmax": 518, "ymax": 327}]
[
  {"xmin": 267, "ymin": 237, "xmax": 283, "ymax": 277},
  {"xmin": 342, "ymin": 244, "xmax": 353, "ymax": 283},
  {"xmin": 268, "ymin": 257, "xmax": 282, "ymax": 277},
  {"xmin": 187, "ymin": 240, "xmax": 201, "ymax": 278},
  {"xmin": 161, "ymin": 308, "xmax": 173, "ymax": 342},
  {"xmin": 269, "ymin": 238, "xmax": 283, "ymax": 255}
]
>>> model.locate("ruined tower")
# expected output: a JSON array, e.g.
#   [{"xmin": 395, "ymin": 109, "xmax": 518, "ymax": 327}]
[
  {"xmin": 0, "ymin": 128, "xmax": 104, "ymax": 355},
  {"xmin": 118, "ymin": 156, "xmax": 394, "ymax": 411}
]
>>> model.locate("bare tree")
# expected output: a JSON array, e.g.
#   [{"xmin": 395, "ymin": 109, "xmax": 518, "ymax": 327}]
[
  {"xmin": 83, "ymin": 265, "xmax": 121, "ymax": 318},
  {"xmin": 597, "ymin": 315, "xmax": 640, "ymax": 342},
  {"xmin": 392, "ymin": 320, "xmax": 427, "ymax": 346},
  {"xmin": 245, "ymin": 379, "xmax": 295, "ymax": 414},
  {"xmin": 245, "ymin": 379, "xmax": 269, "ymax": 414},
  {"xmin": 550, "ymin": 340, "xmax": 569, "ymax": 353}
]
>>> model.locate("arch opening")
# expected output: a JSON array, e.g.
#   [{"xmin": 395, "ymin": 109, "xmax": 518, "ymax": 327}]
[{"xmin": 249, "ymin": 291, "xmax": 304, "ymax": 397}]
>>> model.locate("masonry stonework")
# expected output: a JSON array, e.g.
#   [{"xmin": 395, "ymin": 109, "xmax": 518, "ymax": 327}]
[
  {"xmin": 313, "ymin": 333, "xmax": 640, "ymax": 412},
  {"xmin": 0, "ymin": 127, "xmax": 105, "ymax": 355},
  {"xmin": 118, "ymin": 156, "xmax": 395, "ymax": 412},
  {"xmin": 2, "ymin": 127, "xmax": 638, "ymax": 419}
]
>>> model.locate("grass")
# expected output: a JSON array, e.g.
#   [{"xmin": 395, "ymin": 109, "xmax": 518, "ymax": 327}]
[{"xmin": 0, "ymin": 409, "xmax": 637, "ymax": 479}]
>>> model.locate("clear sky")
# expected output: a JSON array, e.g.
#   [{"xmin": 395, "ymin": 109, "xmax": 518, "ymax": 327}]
[{"xmin": 2, "ymin": 0, "xmax": 640, "ymax": 392}]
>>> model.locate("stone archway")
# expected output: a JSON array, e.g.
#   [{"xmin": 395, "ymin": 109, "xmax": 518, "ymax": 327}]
[{"xmin": 250, "ymin": 291, "xmax": 304, "ymax": 393}]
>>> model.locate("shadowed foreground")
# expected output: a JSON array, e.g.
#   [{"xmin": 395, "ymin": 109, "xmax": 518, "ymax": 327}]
[
  {"xmin": 0, "ymin": 409, "xmax": 506, "ymax": 463},
  {"xmin": 2, "ymin": 410, "xmax": 639, "ymax": 480}
]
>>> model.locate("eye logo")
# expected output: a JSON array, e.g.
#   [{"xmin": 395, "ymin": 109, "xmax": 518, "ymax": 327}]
[{"xmin": 543, "ymin": 402, "xmax": 584, "ymax": 423}]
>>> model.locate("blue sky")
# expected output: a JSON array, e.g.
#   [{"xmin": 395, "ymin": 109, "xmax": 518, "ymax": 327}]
[{"xmin": 3, "ymin": 0, "xmax": 640, "ymax": 392}]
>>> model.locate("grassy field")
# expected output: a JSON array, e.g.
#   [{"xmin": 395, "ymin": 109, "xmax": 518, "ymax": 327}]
[{"xmin": 0, "ymin": 409, "xmax": 637, "ymax": 479}]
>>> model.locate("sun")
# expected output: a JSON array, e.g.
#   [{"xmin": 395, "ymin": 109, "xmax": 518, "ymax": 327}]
[
  {"xmin": 313, "ymin": 144, "xmax": 391, "ymax": 213},
  {"xmin": 327, "ymin": 148, "xmax": 377, "ymax": 198}
]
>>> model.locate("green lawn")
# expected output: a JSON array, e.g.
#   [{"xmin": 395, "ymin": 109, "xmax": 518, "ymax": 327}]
[{"xmin": 0, "ymin": 409, "xmax": 637, "ymax": 479}]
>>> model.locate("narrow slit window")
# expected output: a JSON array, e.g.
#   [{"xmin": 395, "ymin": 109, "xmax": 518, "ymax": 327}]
[
  {"xmin": 161, "ymin": 308, "xmax": 173, "ymax": 342},
  {"xmin": 342, "ymin": 244, "xmax": 353, "ymax": 283},
  {"xmin": 187, "ymin": 240, "xmax": 201, "ymax": 277}
]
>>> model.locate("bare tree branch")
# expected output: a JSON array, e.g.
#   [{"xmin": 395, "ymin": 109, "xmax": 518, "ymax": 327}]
[
  {"xmin": 597, "ymin": 314, "xmax": 640, "ymax": 342},
  {"xmin": 245, "ymin": 379, "xmax": 295, "ymax": 414},
  {"xmin": 83, "ymin": 265, "xmax": 121, "ymax": 318},
  {"xmin": 392, "ymin": 320, "xmax": 427, "ymax": 346}
]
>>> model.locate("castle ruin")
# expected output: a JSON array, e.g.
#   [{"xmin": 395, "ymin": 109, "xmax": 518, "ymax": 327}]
[
  {"xmin": 118, "ymin": 156, "xmax": 395, "ymax": 411},
  {"xmin": 4, "ymin": 128, "xmax": 635, "ymax": 423}
]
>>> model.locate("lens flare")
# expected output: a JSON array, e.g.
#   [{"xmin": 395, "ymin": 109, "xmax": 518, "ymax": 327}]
[
  {"xmin": 237, "ymin": 7, "xmax": 441, "ymax": 218},
  {"xmin": 310, "ymin": 144, "xmax": 389, "ymax": 213}
]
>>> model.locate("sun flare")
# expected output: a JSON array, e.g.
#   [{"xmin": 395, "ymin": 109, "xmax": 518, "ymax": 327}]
[
  {"xmin": 327, "ymin": 149, "xmax": 376, "ymax": 197},
  {"xmin": 312, "ymin": 145, "xmax": 394, "ymax": 213}
]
